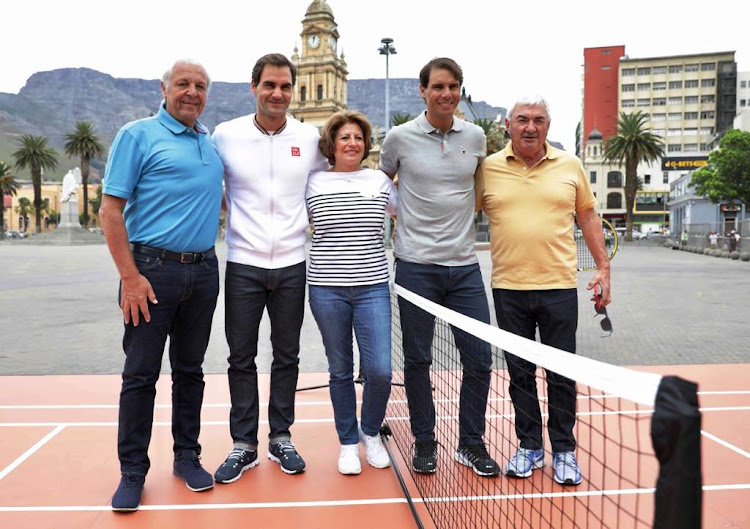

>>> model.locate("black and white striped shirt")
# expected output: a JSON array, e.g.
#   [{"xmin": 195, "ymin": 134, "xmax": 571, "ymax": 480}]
[{"xmin": 306, "ymin": 168, "xmax": 397, "ymax": 286}]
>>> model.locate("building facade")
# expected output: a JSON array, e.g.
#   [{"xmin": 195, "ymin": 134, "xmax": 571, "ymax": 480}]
[
  {"xmin": 581, "ymin": 45, "xmax": 626, "ymax": 159},
  {"xmin": 289, "ymin": 0, "xmax": 348, "ymax": 129}
]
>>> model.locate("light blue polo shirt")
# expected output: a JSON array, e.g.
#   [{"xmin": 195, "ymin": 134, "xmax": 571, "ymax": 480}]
[{"xmin": 103, "ymin": 104, "xmax": 224, "ymax": 252}]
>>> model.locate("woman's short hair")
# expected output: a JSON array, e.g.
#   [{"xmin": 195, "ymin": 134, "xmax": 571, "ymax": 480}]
[{"xmin": 319, "ymin": 110, "xmax": 372, "ymax": 165}]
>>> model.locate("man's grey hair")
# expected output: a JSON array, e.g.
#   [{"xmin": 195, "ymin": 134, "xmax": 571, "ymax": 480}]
[
  {"xmin": 161, "ymin": 59, "xmax": 211, "ymax": 92},
  {"xmin": 508, "ymin": 95, "xmax": 551, "ymax": 121}
]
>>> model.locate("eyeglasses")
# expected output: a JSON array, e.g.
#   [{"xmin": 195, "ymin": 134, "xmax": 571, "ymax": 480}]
[{"xmin": 592, "ymin": 287, "xmax": 613, "ymax": 336}]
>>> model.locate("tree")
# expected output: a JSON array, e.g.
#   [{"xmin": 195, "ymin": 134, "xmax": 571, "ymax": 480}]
[
  {"xmin": 89, "ymin": 185, "xmax": 103, "ymax": 217},
  {"xmin": 691, "ymin": 129, "xmax": 750, "ymax": 210},
  {"xmin": 65, "ymin": 121, "xmax": 104, "ymax": 227},
  {"xmin": 391, "ymin": 113, "xmax": 413, "ymax": 127},
  {"xmin": 603, "ymin": 112, "xmax": 664, "ymax": 241},
  {"xmin": 15, "ymin": 197, "xmax": 33, "ymax": 232},
  {"xmin": 0, "ymin": 161, "xmax": 22, "ymax": 240},
  {"xmin": 474, "ymin": 117, "xmax": 507, "ymax": 156},
  {"xmin": 12, "ymin": 135, "xmax": 58, "ymax": 234}
]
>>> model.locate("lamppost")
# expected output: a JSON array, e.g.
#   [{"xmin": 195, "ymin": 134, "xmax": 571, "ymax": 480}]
[{"xmin": 378, "ymin": 38, "xmax": 396, "ymax": 132}]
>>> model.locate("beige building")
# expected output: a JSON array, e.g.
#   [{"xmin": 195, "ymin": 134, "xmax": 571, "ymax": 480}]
[
  {"xmin": 3, "ymin": 182, "xmax": 100, "ymax": 233},
  {"xmin": 289, "ymin": 0, "xmax": 348, "ymax": 129}
]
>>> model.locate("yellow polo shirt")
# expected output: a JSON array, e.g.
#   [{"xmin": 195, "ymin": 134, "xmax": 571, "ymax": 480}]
[{"xmin": 477, "ymin": 142, "xmax": 597, "ymax": 290}]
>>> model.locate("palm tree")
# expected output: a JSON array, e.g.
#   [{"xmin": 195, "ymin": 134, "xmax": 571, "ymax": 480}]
[
  {"xmin": 474, "ymin": 117, "xmax": 507, "ymax": 156},
  {"xmin": 14, "ymin": 197, "xmax": 33, "ymax": 233},
  {"xmin": 603, "ymin": 112, "xmax": 664, "ymax": 241},
  {"xmin": 391, "ymin": 113, "xmax": 413, "ymax": 127},
  {"xmin": 13, "ymin": 135, "xmax": 58, "ymax": 234},
  {"xmin": 65, "ymin": 121, "xmax": 104, "ymax": 227},
  {"xmin": 0, "ymin": 161, "xmax": 22, "ymax": 240}
]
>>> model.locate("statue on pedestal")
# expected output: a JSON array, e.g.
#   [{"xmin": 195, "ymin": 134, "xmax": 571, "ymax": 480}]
[{"xmin": 58, "ymin": 168, "xmax": 82, "ymax": 228}]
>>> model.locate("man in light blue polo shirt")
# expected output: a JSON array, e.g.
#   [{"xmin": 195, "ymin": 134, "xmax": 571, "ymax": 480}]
[
  {"xmin": 380, "ymin": 57, "xmax": 499, "ymax": 478},
  {"xmin": 100, "ymin": 59, "xmax": 224, "ymax": 512}
]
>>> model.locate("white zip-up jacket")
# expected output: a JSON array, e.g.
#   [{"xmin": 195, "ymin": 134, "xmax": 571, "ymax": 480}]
[{"xmin": 212, "ymin": 114, "xmax": 328, "ymax": 269}]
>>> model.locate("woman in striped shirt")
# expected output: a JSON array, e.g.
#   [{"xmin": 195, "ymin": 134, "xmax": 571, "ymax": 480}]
[{"xmin": 306, "ymin": 111, "xmax": 397, "ymax": 475}]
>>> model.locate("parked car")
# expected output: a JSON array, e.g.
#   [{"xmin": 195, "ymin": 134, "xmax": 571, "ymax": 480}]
[
  {"xmin": 4, "ymin": 230, "xmax": 26, "ymax": 239},
  {"xmin": 615, "ymin": 228, "xmax": 645, "ymax": 240}
]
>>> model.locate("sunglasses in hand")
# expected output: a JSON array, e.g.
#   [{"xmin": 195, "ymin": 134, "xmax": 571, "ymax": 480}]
[{"xmin": 592, "ymin": 286, "xmax": 613, "ymax": 336}]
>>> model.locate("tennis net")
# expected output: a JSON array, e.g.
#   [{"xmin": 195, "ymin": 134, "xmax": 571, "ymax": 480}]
[{"xmin": 384, "ymin": 284, "xmax": 701, "ymax": 529}]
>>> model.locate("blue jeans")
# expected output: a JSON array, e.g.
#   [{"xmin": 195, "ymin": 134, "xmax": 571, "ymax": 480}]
[
  {"xmin": 118, "ymin": 253, "xmax": 219, "ymax": 476},
  {"xmin": 224, "ymin": 261, "xmax": 306, "ymax": 448},
  {"xmin": 492, "ymin": 288, "xmax": 578, "ymax": 453},
  {"xmin": 395, "ymin": 260, "xmax": 492, "ymax": 447},
  {"xmin": 309, "ymin": 283, "xmax": 392, "ymax": 445}
]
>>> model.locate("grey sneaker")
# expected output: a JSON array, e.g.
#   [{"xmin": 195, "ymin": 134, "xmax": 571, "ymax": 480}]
[
  {"xmin": 268, "ymin": 441, "xmax": 306, "ymax": 474},
  {"xmin": 214, "ymin": 448, "xmax": 259, "ymax": 484}
]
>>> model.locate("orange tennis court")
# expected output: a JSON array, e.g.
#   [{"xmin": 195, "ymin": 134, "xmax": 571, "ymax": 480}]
[{"xmin": 1, "ymin": 364, "xmax": 748, "ymax": 529}]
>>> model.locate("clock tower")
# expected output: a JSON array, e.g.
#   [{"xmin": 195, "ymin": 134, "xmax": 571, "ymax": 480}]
[{"xmin": 289, "ymin": 0, "xmax": 348, "ymax": 128}]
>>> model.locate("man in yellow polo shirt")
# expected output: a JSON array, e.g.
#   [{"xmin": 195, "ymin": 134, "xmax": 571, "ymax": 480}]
[{"xmin": 477, "ymin": 96, "xmax": 611, "ymax": 486}]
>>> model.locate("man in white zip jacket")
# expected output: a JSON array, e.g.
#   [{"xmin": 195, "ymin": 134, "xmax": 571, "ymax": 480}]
[{"xmin": 211, "ymin": 53, "xmax": 328, "ymax": 481}]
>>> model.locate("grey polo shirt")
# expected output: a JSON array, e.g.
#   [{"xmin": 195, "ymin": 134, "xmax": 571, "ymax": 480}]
[{"xmin": 380, "ymin": 111, "xmax": 486, "ymax": 266}]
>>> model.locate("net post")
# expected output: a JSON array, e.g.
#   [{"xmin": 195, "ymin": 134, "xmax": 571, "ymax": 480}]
[
  {"xmin": 380, "ymin": 423, "xmax": 426, "ymax": 529},
  {"xmin": 651, "ymin": 375, "xmax": 702, "ymax": 529}
]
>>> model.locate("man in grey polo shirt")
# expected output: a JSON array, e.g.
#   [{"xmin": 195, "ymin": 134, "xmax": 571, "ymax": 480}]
[{"xmin": 380, "ymin": 57, "xmax": 498, "ymax": 478}]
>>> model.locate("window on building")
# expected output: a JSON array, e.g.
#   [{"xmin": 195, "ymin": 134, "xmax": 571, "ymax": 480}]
[
  {"xmin": 593, "ymin": 146, "xmax": 598, "ymax": 156},
  {"xmin": 663, "ymin": 172, "xmax": 670, "ymax": 184},
  {"xmin": 652, "ymin": 128, "xmax": 666, "ymax": 137},
  {"xmin": 644, "ymin": 174, "xmax": 651, "ymax": 185},
  {"xmin": 684, "ymin": 112, "xmax": 698, "ymax": 120},
  {"xmin": 741, "ymin": 99, "xmax": 747, "ymax": 107},
  {"xmin": 668, "ymin": 97, "xmax": 682, "ymax": 105},
  {"xmin": 653, "ymin": 82, "xmax": 666, "ymax": 90},
  {"xmin": 667, "ymin": 128, "xmax": 682, "ymax": 136},
  {"xmin": 668, "ymin": 144, "xmax": 682, "ymax": 152},
  {"xmin": 701, "ymin": 94, "xmax": 715, "ymax": 103},
  {"xmin": 637, "ymin": 67, "xmax": 651, "ymax": 75},
  {"xmin": 317, "ymin": 84, "xmax": 323, "ymax": 100},
  {"xmin": 622, "ymin": 68, "xmax": 635, "ymax": 76},
  {"xmin": 684, "ymin": 128, "xmax": 698, "ymax": 136},
  {"xmin": 741, "ymin": 80, "xmax": 747, "ymax": 88},
  {"xmin": 622, "ymin": 84, "xmax": 635, "ymax": 92},
  {"xmin": 685, "ymin": 96, "xmax": 699, "ymax": 104},
  {"xmin": 638, "ymin": 83, "xmax": 651, "ymax": 91},
  {"xmin": 621, "ymin": 99, "xmax": 635, "ymax": 107},
  {"xmin": 652, "ymin": 98, "xmax": 666, "ymax": 106},
  {"xmin": 669, "ymin": 65, "xmax": 682, "ymax": 74},
  {"xmin": 701, "ymin": 63, "xmax": 716, "ymax": 71},
  {"xmin": 668, "ymin": 81, "xmax": 683, "ymax": 89},
  {"xmin": 700, "ymin": 143, "xmax": 709, "ymax": 151},
  {"xmin": 607, "ymin": 171, "xmax": 623, "ymax": 188},
  {"xmin": 602, "ymin": 50, "xmax": 611, "ymax": 55},
  {"xmin": 700, "ymin": 111, "xmax": 715, "ymax": 119},
  {"xmin": 601, "ymin": 65, "xmax": 611, "ymax": 70},
  {"xmin": 652, "ymin": 113, "xmax": 666, "ymax": 121},
  {"xmin": 590, "ymin": 171, "xmax": 597, "ymax": 184},
  {"xmin": 684, "ymin": 143, "xmax": 698, "ymax": 152},
  {"xmin": 607, "ymin": 192, "xmax": 622, "ymax": 209},
  {"xmin": 701, "ymin": 79, "xmax": 715, "ymax": 88},
  {"xmin": 652, "ymin": 66, "xmax": 667, "ymax": 74},
  {"xmin": 700, "ymin": 127, "xmax": 713, "ymax": 136},
  {"xmin": 684, "ymin": 63, "xmax": 699, "ymax": 72},
  {"xmin": 300, "ymin": 86, "xmax": 306, "ymax": 102},
  {"xmin": 668, "ymin": 112, "xmax": 681, "ymax": 120},
  {"xmin": 638, "ymin": 98, "xmax": 651, "ymax": 107},
  {"xmin": 684, "ymin": 80, "xmax": 699, "ymax": 88}
]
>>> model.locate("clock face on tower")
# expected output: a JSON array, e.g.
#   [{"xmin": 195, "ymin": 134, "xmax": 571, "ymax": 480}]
[{"xmin": 307, "ymin": 35, "xmax": 320, "ymax": 49}]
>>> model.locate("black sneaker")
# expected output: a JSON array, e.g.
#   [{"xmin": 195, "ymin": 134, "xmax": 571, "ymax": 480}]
[
  {"xmin": 454, "ymin": 443, "xmax": 500, "ymax": 477},
  {"xmin": 412, "ymin": 440, "xmax": 438, "ymax": 474},
  {"xmin": 268, "ymin": 441, "xmax": 306, "ymax": 474},
  {"xmin": 173, "ymin": 450, "xmax": 214, "ymax": 491},
  {"xmin": 215, "ymin": 448, "xmax": 259, "ymax": 484},
  {"xmin": 111, "ymin": 474, "xmax": 145, "ymax": 512}
]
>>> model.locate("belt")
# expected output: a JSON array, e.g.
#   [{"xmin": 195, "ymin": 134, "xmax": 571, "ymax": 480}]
[{"xmin": 130, "ymin": 243, "xmax": 216, "ymax": 264}]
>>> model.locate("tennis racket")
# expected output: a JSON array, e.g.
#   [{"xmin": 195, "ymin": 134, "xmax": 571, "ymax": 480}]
[{"xmin": 575, "ymin": 217, "xmax": 618, "ymax": 271}]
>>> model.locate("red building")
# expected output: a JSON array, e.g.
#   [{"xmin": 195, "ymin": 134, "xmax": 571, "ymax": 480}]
[{"xmin": 582, "ymin": 45, "xmax": 625, "ymax": 159}]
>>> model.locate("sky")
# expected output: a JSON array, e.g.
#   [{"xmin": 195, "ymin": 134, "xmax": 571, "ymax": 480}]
[{"xmin": 4, "ymin": 0, "xmax": 747, "ymax": 151}]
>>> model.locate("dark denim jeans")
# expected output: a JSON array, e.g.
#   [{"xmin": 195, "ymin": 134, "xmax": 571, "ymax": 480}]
[
  {"xmin": 309, "ymin": 283, "xmax": 392, "ymax": 445},
  {"xmin": 395, "ymin": 260, "xmax": 492, "ymax": 447},
  {"xmin": 224, "ymin": 261, "xmax": 306, "ymax": 449},
  {"xmin": 118, "ymin": 253, "xmax": 219, "ymax": 476},
  {"xmin": 492, "ymin": 288, "xmax": 578, "ymax": 453}
]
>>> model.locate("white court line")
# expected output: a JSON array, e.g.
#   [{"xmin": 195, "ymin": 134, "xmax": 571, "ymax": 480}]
[
  {"xmin": 1, "ymin": 483, "xmax": 748, "ymax": 512},
  {"xmin": 0, "ymin": 425, "xmax": 65, "ymax": 481},
  {"xmin": 701, "ymin": 430, "xmax": 750, "ymax": 459},
  {"xmin": 2, "ymin": 389, "xmax": 748, "ymax": 410}
]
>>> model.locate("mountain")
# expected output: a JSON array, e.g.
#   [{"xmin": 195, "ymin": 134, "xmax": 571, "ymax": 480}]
[{"xmin": 0, "ymin": 68, "xmax": 512, "ymax": 180}]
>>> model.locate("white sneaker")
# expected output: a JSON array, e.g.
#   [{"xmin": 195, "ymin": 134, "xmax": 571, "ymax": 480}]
[
  {"xmin": 359, "ymin": 428, "xmax": 391, "ymax": 469},
  {"xmin": 338, "ymin": 444, "xmax": 361, "ymax": 475}
]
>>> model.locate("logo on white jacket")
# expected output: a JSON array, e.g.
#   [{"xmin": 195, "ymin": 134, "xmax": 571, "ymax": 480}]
[{"xmin": 291, "ymin": 147, "xmax": 301, "ymax": 157}]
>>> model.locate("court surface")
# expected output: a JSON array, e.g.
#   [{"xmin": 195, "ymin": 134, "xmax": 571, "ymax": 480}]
[{"xmin": 0, "ymin": 363, "xmax": 748, "ymax": 529}]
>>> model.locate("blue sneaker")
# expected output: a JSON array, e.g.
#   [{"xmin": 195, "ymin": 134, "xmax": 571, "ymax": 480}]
[
  {"xmin": 111, "ymin": 474, "xmax": 144, "ymax": 512},
  {"xmin": 504, "ymin": 447, "xmax": 545, "ymax": 478},
  {"xmin": 553, "ymin": 451, "xmax": 582, "ymax": 485},
  {"xmin": 173, "ymin": 450, "xmax": 214, "ymax": 491}
]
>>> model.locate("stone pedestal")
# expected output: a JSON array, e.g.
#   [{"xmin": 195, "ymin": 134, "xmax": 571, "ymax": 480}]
[{"xmin": 58, "ymin": 199, "xmax": 80, "ymax": 228}]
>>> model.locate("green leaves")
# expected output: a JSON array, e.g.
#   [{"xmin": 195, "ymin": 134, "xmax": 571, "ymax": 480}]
[{"xmin": 691, "ymin": 129, "xmax": 750, "ymax": 206}]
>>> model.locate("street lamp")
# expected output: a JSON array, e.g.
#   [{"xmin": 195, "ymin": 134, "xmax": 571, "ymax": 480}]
[{"xmin": 378, "ymin": 38, "xmax": 396, "ymax": 132}]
